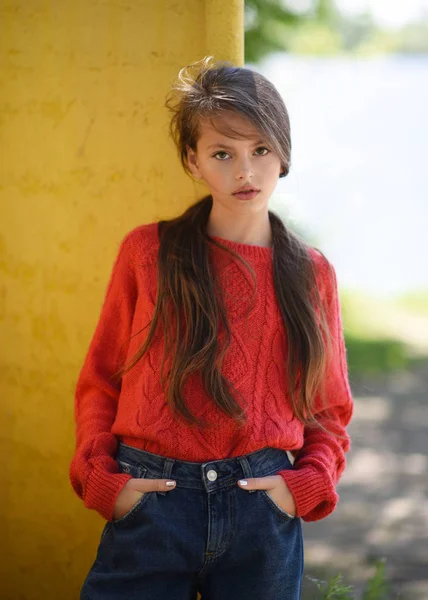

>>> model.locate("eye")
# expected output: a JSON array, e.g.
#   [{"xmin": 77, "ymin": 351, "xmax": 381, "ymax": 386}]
[
  {"xmin": 213, "ymin": 151, "xmax": 230, "ymax": 160},
  {"xmin": 213, "ymin": 147, "xmax": 270, "ymax": 160},
  {"xmin": 254, "ymin": 146, "xmax": 270, "ymax": 156}
]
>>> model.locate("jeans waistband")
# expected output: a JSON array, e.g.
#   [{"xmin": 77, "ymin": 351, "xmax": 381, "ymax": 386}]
[{"xmin": 116, "ymin": 442, "xmax": 294, "ymax": 493}]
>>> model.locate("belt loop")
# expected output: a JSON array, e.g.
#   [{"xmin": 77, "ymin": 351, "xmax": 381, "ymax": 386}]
[
  {"xmin": 237, "ymin": 456, "xmax": 257, "ymax": 494},
  {"xmin": 158, "ymin": 458, "xmax": 175, "ymax": 496}
]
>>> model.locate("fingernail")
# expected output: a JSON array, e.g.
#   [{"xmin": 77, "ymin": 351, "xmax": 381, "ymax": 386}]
[
  {"xmin": 166, "ymin": 481, "xmax": 176, "ymax": 487},
  {"xmin": 238, "ymin": 480, "xmax": 248, "ymax": 486}
]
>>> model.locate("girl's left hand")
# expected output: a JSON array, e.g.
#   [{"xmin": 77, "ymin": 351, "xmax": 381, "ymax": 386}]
[{"xmin": 237, "ymin": 475, "xmax": 297, "ymax": 517}]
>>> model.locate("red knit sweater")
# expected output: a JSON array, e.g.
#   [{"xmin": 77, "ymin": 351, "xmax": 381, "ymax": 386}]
[{"xmin": 69, "ymin": 221, "xmax": 354, "ymax": 523}]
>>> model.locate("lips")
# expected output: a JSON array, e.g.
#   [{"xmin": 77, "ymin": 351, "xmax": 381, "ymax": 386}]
[
  {"xmin": 233, "ymin": 189, "xmax": 260, "ymax": 200},
  {"xmin": 233, "ymin": 186, "xmax": 259, "ymax": 194}
]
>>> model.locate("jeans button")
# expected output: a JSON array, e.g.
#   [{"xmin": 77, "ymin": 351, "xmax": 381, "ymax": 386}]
[{"xmin": 207, "ymin": 469, "xmax": 218, "ymax": 482}]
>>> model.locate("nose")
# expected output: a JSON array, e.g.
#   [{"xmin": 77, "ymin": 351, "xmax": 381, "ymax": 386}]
[{"xmin": 235, "ymin": 157, "xmax": 254, "ymax": 180}]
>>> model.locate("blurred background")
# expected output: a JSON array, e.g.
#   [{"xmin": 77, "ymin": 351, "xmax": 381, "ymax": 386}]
[
  {"xmin": 1, "ymin": 1, "xmax": 426, "ymax": 598},
  {"xmin": 244, "ymin": 0, "xmax": 428, "ymax": 597}
]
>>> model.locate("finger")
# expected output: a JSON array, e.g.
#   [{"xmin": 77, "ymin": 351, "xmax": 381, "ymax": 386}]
[
  {"xmin": 237, "ymin": 475, "xmax": 281, "ymax": 491},
  {"xmin": 129, "ymin": 478, "xmax": 176, "ymax": 493}
]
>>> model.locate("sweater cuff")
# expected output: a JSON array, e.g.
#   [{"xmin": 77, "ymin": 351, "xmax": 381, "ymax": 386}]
[
  {"xmin": 277, "ymin": 466, "xmax": 338, "ymax": 522},
  {"xmin": 85, "ymin": 466, "xmax": 133, "ymax": 521}
]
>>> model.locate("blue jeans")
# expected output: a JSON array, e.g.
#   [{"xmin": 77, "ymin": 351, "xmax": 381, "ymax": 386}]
[{"xmin": 81, "ymin": 442, "xmax": 304, "ymax": 599}]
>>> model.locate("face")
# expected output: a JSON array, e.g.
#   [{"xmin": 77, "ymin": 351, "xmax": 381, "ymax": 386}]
[{"xmin": 186, "ymin": 112, "xmax": 283, "ymax": 213}]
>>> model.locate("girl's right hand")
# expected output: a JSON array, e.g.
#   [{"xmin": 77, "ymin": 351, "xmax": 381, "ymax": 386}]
[{"xmin": 113, "ymin": 477, "xmax": 176, "ymax": 521}]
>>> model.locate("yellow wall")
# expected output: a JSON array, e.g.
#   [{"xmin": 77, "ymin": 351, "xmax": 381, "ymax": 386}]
[{"xmin": 0, "ymin": 1, "xmax": 243, "ymax": 597}]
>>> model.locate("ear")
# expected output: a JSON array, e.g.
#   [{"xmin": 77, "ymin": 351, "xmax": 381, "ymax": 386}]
[{"xmin": 186, "ymin": 145, "xmax": 203, "ymax": 180}]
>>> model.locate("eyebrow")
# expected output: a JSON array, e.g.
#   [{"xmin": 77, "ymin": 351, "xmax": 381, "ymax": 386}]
[{"xmin": 206, "ymin": 139, "xmax": 266, "ymax": 150}]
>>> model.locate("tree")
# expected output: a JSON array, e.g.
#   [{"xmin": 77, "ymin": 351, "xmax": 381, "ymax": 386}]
[{"xmin": 245, "ymin": 0, "xmax": 342, "ymax": 62}]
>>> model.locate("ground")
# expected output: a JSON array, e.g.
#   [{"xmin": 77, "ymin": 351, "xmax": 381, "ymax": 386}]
[{"xmin": 301, "ymin": 361, "xmax": 428, "ymax": 599}]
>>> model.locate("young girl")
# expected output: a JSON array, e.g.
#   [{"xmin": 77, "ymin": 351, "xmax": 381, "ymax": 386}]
[{"xmin": 70, "ymin": 56, "xmax": 354, "ymax": 599}]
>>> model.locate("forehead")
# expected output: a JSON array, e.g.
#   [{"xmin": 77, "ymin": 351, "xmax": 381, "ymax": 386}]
[{"xmin": 196, "ymin": 112, "xmax": 262, "ymax": 145}]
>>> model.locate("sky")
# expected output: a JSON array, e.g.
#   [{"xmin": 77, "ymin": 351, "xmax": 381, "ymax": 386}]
[{"xmin": 336, "ymin": 0, "xmax": 428, "ymax": 29}]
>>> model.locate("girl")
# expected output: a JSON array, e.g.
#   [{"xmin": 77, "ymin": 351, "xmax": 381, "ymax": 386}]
[{"xmin": 70, "ymin": 56, "xmax": 354, "ymax": 599}]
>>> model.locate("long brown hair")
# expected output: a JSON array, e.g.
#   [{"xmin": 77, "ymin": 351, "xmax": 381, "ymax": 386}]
[{"xmin": 114, "ymin": 57, "xmax": 343, "ymax": 438}]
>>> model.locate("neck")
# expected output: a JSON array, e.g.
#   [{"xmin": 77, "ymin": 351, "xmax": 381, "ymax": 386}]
[{"xmin": 206, "ymin": 209, "xmax": 273, "ymax": 248}]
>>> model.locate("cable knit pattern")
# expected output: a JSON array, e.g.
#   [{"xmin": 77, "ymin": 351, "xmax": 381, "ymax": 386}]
[{"xmin": 69, "ymin": 221, "xmax": 354, "ymax": 523}]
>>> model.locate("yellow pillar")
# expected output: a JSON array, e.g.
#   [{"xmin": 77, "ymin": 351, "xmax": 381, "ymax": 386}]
[
  {"xmin": 205, "ymin": 0, "xmax": 244, "ymax": 64},
  {"xmin": 0, "ymin": 1, "xmax": 243, "ymax": 597}
]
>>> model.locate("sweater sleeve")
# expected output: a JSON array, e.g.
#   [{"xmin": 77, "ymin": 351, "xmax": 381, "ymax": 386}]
[
  {"xmin": 277, "ymin": 257, "xmax": 354, "ymax": 522},
  {"xmin": 69, "ymin": 231, "xmax": 138, "ymax": 521}
]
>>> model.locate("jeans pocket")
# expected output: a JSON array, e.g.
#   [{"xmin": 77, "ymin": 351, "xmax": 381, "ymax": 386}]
[
  {"xmin": 259, "ymin": 460, "xmax": 297, "ymax": 522},
  {"xmin": 113, "ymin": 459, "xmax": 150, "ymax": 526},
  {"xmin": 260, "ymin": 489, "xmax": 296, "ymax": 522},
  {"xmin": 100, "ymin": 520, "xmax": 112, "ymax": 540}
]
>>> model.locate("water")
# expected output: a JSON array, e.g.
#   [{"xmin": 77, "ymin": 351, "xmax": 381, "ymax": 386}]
[{"xmin": 251, "ymin": 54, "xmax": 428, "ymax": 298}]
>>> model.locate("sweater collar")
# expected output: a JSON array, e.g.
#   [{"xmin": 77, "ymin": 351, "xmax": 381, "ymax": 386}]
[{"xmin": 210, "ymin": 234, "xmax": 273, "ymax": 263}]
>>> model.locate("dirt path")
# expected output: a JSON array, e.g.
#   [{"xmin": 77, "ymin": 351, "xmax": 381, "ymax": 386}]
[{"xmin": 300, "ymin": 362, "xmax": 428, "ymax": 599}]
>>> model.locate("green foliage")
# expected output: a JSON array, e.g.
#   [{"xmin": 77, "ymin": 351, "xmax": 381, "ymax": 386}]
[
  {"xmin": 362, "ymin": 559, "xmax": 393, "ymax": 600},
  {"xmin": 245, "ymin": 0, "xmax": 303, "ymax": 63},
  {"xmin": 305, "ymin": 558, "xmax": 399, "ymax": 599},
  {"xmin": 345, "ymin": 335, "xmax": 411, "ymax": 376},
  {"xmin": 307, "ymin": 572, "xmax": 354, "ymax": 599},
  {"xmin": 244, "ymin": 0, "xmax": 428, "ymax": 62},
  {"xmin": 338, "ymin": 289, "xmax": 428, "ymax": 376},
  {"xmin": 245, "ymin": 0, "xmax": 343, "ymax": 62},
  {"xmin": 354, "ymin": 30, "xmax": 402, "ymax": 56},
  {"xmin": 395, "ymin": 21, "xmax": 428, "ymax": 54}
]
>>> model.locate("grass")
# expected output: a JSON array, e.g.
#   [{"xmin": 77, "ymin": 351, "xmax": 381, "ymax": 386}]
[
  {"xmin": 305, "ymin": 558, "xmax": 402, "ymax": 599},
  {"xmin": 340, "ymin": 289, "xmax": 428, "ymax": 376}
]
